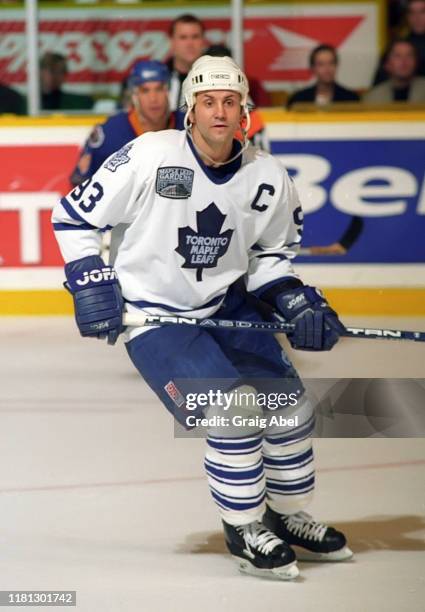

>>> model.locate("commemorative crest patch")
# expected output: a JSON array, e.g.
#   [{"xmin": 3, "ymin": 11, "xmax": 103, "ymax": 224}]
[
  {"xmin": 104, "ymin": 143, "xmax": 133, "ymax": 172},
  {"xmin": 156, "ymin": 166, "xmax": 194, "ymax": 199}
]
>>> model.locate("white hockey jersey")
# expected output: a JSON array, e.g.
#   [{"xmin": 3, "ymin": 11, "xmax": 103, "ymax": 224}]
[{"xmin": 52, "ymin": 130, "xmax": 303, "ymax": 329}]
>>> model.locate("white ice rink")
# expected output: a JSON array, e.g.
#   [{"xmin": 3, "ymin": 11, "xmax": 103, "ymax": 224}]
[{"xmin": 1, "ymin": 316, "xmax": 424, "ymax": 612}]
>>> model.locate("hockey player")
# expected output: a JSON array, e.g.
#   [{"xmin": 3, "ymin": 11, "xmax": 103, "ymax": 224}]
[
  {"xmin": 70, "ymin": 57, "xmax": 268, "ymax": 190},
  {"xmin": 70, "ymin": 60, "xmax": 174, "ymax": 187},
  {"xmin": 201, "ymin": 44, "xmax": 270, "ymax": 152},
  {"xmin": 52, "ymin": 55, "xmax": 353, "ymax": 580}
]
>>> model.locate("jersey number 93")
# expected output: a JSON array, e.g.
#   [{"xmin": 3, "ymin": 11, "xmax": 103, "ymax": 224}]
[{"xmin": 70, "ymin": 178, "xmax": 104, "ymax": 213}]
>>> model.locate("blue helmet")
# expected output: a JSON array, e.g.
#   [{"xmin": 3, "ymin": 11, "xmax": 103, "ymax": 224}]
[{"xmin": 127, "ymin": 60, "xmax": 170, "ymax": 88}]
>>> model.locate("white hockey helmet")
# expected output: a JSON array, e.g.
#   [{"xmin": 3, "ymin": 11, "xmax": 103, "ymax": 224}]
[{"xmin": 182, "ymin": 55, "xmax": 250, "ymax": 128}]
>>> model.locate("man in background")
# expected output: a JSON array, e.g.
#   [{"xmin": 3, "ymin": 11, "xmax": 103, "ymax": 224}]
[
  {"xmin": 40, "ymin": 52, "xmax": 93, "ymax": 111},
  {"xmin": 166, "ymin": 14, "xmax": 205, "ymax": 112},
  {"xmin": 287, "ymin": 45, "xmax": 359, "ymax": 108},
  {"xmin": 364, "ymin": 39, "xmax": 425, "ymax": 102},
  {"xmin": 373, "ymin": 0, "xmax": 425, "ymax": 84}
]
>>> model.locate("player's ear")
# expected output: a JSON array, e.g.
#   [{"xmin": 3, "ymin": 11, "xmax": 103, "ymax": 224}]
[
  {"xmin": 188, "ymin": 108, "xmax": 196, "ymax": 126},
  {"xmin": 240, "ymin": 107, "xmax": 246, "ymax": 128}
]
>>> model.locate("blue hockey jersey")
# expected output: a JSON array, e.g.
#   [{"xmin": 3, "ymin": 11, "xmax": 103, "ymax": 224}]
[{"xmin": 70, "ymin": 109, "xmax": 177, "ymax": 186}]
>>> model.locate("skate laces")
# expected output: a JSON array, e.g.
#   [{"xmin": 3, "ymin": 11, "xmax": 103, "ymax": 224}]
[
  {"xmin": 237, "ymin": 522, "xmax": 282, "ymax": 555},
  {"xmin": 284, "ymin": 512, "xmax": 327, "ymax": 542}
]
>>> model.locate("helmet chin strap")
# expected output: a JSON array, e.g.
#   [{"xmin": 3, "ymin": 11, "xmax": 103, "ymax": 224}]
[{"xmin": 184, "ymin": 106, "xmax": 251, "ymax": 167}]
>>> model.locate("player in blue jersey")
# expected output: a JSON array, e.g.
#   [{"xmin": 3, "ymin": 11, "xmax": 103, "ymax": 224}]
[
  {"xmin": 53, "ymin": 55, "xmax": 352, "ymax": 580},
  {"xmin": 70, "ymin": 60, "xmax": 176, "ymax": 187}
]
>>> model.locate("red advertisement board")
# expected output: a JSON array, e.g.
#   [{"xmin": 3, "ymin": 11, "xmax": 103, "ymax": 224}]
[
  {"xmin": 0, "ymin": 4, "xmax": 380, "ymax": 92},
  {"xmin": 0, "ymin": 144, "xmax": 78, "ymax": 267}
]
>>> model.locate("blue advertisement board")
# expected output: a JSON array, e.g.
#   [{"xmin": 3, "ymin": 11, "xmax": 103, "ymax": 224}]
[{"xmin": 272, "ymin": 139, "xmax": 425, "ymax": 263}]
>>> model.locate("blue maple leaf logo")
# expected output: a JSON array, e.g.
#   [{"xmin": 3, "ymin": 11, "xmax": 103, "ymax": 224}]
[{"xmin": 175, "ymin": 202, "xmax": 234, "ymax": 281}]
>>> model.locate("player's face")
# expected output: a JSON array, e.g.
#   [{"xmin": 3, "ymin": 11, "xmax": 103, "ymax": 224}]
[
  {"xmin": 385, "ymin": 43, "xmax": 417, "ymax": 80},
  {"xmin": 132, "ymin": 81, "xmax": 169, "ymax": 125},
  {"xmin": 171, "ymin": 23, "xmax": 205, "ymax": 68},
  {"xmin": 312, "ymin": 51, "xmax": 337, "ymax": 85},
  {"xmin": 407, "ymin": 1, "xmax": 425, "ymax": 35},
  {"xmin": 190, "ymin": 91, "xmax": 243, "ymax": 148}
]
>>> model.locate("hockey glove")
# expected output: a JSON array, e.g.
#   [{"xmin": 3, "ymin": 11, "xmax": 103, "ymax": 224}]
[
  {"xmin": 269, "ymin": 283, "xmax": 345, "ymax": 351},
  {"xmin": 64, "ymin": 255, "xmax": 125, "ymax": 345}
]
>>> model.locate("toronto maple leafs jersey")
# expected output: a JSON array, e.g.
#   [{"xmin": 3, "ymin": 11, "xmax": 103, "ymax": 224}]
[{"xmin": 52, "ymin": 130, "xmax": 303, "ymax": 339}]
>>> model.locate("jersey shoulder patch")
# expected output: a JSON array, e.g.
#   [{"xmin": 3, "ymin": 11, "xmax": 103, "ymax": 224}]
[
  {"xmin": 88, "ymin": 124, "xmax": 105, "ymax": 149},
  {"xmin": 104, "ymin": 143, "xmax": 134, "ymax": 172}
]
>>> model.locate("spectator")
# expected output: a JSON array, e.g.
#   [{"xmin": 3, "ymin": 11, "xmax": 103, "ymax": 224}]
[
  {"xmin": 166, "ymin": 14, "xmax": 205, "ymax": 112},
  {"xmin": 373, "ymin": 0, "xmax": 425, "ymax": 84},
  {"xmin": 364, "ymin": 39, "xmax": 425, "ymax": 102},
  {"xmin": 0, "ymin": 82, "xmax": 26, "ymax": 114},
  {"xmin": 404, "ymin": 0, "xmax": 425, "ymax": 72},
  {"xmin": 40, "ymin": 52, "xmax": 93, "ymax": 111},
  {"xmin": 287, "ymin": 45, "xmax": 360, "ymax": 108},
  {"xmin": 70, "ymin": 61, "xmax": 173, "ymax": 187}
]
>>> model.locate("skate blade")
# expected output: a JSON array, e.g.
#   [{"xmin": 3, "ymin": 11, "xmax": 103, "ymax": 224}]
[
  {"xmin": 293, "ymin": 545, "xmax": 354, "ymax": 562},
  {"xmin": 234, "ymin": 557, "xmax": 299, "ymax": 580}
]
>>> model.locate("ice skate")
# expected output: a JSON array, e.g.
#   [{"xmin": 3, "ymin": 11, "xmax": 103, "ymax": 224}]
[
  {"xmin": 222, "ymin": 519, "xmax": 299, "ymax": 580},
  {"xmin": 263, "ymin": 505, "xmax": 353, "ymax": 562}
]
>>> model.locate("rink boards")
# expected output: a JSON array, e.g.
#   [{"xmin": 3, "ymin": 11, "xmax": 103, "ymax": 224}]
[{"xmin": 0, "ymin": 110, "xmax": 424, "ymax": 315}]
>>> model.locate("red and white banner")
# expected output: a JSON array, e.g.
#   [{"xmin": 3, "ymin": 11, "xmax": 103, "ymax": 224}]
[{"xmin": 0, "ymin": 2, "xmax": 381, "ymax": 94}]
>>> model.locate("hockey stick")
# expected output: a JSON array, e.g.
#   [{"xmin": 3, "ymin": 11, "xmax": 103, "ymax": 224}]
[
  {"xmin": 299, "ymin": 216, "xmax": 364, "ymax": 256},
  {"xmin": 122, "ymin": 313, "xmax": 425, "ymax": 343}
]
